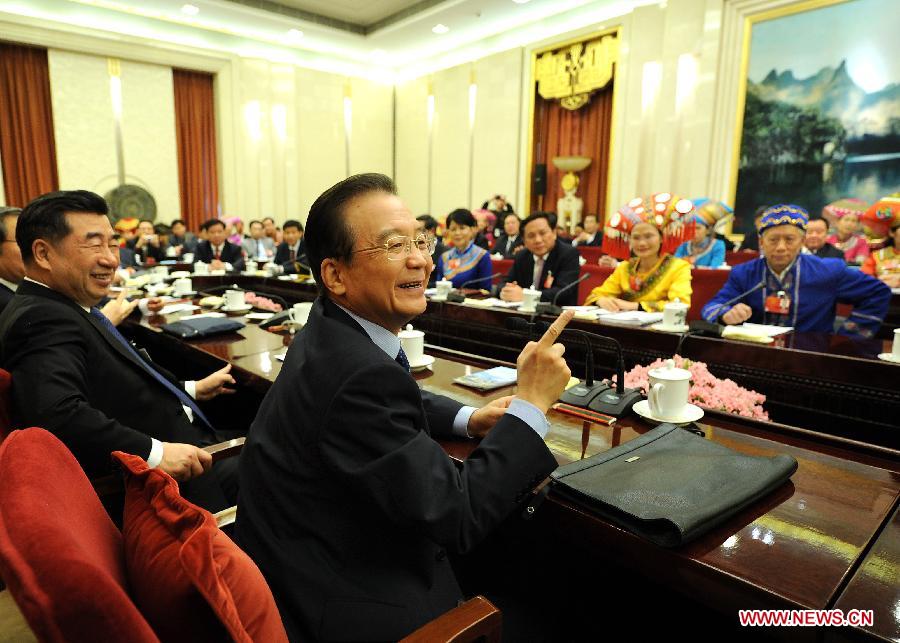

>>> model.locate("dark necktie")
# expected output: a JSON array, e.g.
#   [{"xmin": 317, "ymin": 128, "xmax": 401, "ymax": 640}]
[
  {"xmin": 89, "ymin": 308, "xmax": 214, "ymax": 431},
  {"xmin": 214, "ymin": 246, "xmax": 221, "ymax": 260},
  {"xmin": 396, "ymin": 347, "xmax": 411, "ymax": 373},
  {"xmin": 289, "ymin": 247, "xmax": 296, "ymax": 262}
]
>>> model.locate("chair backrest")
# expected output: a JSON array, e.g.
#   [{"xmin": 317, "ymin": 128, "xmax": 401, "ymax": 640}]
[
  {"xmin": 0, "ymin": 368, "xmax": 12, "ymax": 440},
  {"xmin": 0, "ymin": 428, "xmax": 158, "ymax": 643}
]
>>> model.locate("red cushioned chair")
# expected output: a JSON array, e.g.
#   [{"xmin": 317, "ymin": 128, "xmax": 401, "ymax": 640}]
[
  {"xmin": 0, "ymin": 428, "xmax": 158, "ymax": 642},
  {"xmin": 0, "ymin": 429, "xmax": 501, "ymax": 643}
]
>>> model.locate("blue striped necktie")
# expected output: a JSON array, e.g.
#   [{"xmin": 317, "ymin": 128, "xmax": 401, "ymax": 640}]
[{"xmin": 89, "ymin": 307, "xmax": 214, "ymax": 431}]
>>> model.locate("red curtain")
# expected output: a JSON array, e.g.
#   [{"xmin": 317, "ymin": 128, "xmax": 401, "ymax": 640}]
[
  {"xmin": 173, "ymin": 69, "xmax": 219, "ymax": 231},
  {"xmin": 0, "ymin": 43, "xmax": 59, "ymax": 206},
  {"xmin": 531, "ymin": 83, "xmax": 613, "ymax": 219}
]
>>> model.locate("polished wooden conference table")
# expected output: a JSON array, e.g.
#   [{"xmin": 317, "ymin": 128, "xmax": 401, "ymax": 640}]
[
  {"xmin": 170, "ymin": 274, "xmax": 900, "ymax": 450},
  {"xmin": 122, "ymin": 297, "xmax": 900, "ymax": 642}
]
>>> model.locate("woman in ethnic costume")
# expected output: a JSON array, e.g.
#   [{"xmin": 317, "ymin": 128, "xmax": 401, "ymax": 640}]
[
  {"xmin": 435, "ymin": 208, "xmax": 493, "ymax": 289},
  {"xmin": 674, "ymin": 199, "xmax": 731, "ymax": 267},
  {"xmin": 861, "ymin": 197, "xmax": 900, "ymax": 289},
  {"xmin": 585, "ymin": 193, "xmax": 693, "ymax": 312},
  {"xmin": 823, "ymin": 198, "xmax": 870, "ymax": 265}
]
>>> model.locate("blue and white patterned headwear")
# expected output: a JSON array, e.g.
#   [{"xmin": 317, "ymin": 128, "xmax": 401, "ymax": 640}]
[{"xmin": 757, "ymin": 204, "xmax": 808, "ymax": 235}]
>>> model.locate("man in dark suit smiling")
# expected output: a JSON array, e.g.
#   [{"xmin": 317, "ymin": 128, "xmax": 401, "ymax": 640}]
[
  {"xmin": 0, "ymin": 190, "xmax": 237, "ymax": 511},
  {"xmin": 236, "ymin": 173, "xmax": 572, "ymax": 642}
]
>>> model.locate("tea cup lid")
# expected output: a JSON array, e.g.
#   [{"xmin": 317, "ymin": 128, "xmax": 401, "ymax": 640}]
[
  {"xmin": 649, "ymin": 358, "xmax": 691, "ymax": 381},
  {"xmin": 399, "ymin": 323, "xmax": 423, "ymax": 338}
]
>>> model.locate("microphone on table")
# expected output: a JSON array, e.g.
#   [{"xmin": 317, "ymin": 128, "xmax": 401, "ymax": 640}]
[
  {"xmin": 446, "ymin": 273, "xmax": 501, "ymax": 303},
  {"xmin": 535, "ymin": 273, "xmax": 590, "ymax": 315},
  {"xmin": 507, "ymin": 317, "xmax": 605, "ymax": 407},
  {"xmin": 565, "ymin": 329, "xmax": 642, "ymax": 417}
]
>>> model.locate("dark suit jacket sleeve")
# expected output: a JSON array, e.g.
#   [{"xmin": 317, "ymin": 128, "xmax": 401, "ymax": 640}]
[
  {"xmin": 420, "ymin": 390, "xmax": 463, "ymax": 438},
  {"xmin": 540, "ymin": 244, "xmax": 581, "ymax": 305},
  {"xmin": 318, "ymin": 361, "xmax": 557, "ymax": 554},
  {"xmin": 4, "ymin": 309, "xmax": 154, "ymax": 463}
]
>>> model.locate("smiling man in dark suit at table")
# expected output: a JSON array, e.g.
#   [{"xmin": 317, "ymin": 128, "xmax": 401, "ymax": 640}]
[
  {"xmin": 194, "ymin": 217, "xmax": 245, "ymax": 272},
  {"xmin": 0, "ymin": 190, "xmax": 238, "ymax": 512},
  {"xmin": 498, "ymin": 211, "xmax": 581, "ymax": 306},
  {"xmin": 236, "ymin": 173, "xmax": 572, "ymax": 642}
]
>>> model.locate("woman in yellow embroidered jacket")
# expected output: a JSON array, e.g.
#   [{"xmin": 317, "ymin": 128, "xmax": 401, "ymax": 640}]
[{"xmin": 585, "ymin": 193, "xmax": 693, "ymax": 312}]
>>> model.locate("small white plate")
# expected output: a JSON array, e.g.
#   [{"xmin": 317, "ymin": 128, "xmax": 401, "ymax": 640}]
[
  {"xmin": 245, "ymin": 312, "xmax": 275, "ymax": 321},
  {"xmin": 409, "ymin": 355, "xmax": 435, "ymax": 372},
  {"xmin": 221, "ymin": 304, "xmax": 252, "ymax": 313},
  {"xmin": 633, "ymin": 399, "xmax": 704, "ymax": 424},
  {"xmin": 650, "ymin": 322, "xmax": 690, "ymax": 333},
  {"xmin": 877, "ymin": 353, "xmax": 900, "ymax": 364},
  {"xmin": 277, "ymin": 275, "xmax": 297, "ymax": 281},
  {"xmin": 171, "ymin": 291, "xmax": 197, "ymax": 298}
]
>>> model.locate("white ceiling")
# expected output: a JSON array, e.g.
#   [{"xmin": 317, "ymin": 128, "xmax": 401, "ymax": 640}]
[
  {"xmin": 3, "ymin": 0, "xmax": 654, "ymax": 79},
  {"xmin": 238, "ymin": 0, "xmax": 435, "ymax": 28}
]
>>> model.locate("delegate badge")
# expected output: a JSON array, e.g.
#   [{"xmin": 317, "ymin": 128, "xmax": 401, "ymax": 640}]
[{"xmin": 764, "ymin": 290, "xmax": 791, "ymax": 315}]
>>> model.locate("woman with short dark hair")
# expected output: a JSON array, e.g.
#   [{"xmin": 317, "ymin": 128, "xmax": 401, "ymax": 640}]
[{"xmin": 435, "ymin": 208, "xmax": 493, "ymax": 289}]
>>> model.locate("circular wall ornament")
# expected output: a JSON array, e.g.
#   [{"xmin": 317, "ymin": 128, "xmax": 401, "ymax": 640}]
[{"xmin": 105, "ymin": 184, "xmax": 157, "ymax": 223}]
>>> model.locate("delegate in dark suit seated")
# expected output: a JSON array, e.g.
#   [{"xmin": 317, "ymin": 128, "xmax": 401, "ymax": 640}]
[
  {"xmin": 272, "ymin": 219, "xmax": 308, "ymax": 274},
  {"xmin": 235, "ymin": 174, "xmax": 571, "ymax": 642},
  {"xmin": 194, "ymin": 218, "xmax": 246, "ymax": 272},
  {"xmin": 499, "ymin": 212, "xmax": 582, "ymax": 306},
  {"xmin": 0, "ymin": 190, "xmax": 239, "ymax": 512}
]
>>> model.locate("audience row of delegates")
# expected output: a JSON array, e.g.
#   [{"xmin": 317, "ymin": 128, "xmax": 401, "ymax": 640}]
[
  {"xmin": 113, "ymin": 215, "xmax": 293, "ymax": 264},
  {"xmin": 422, "ymin": 196, "xmax": 895, "ymax": 331}
]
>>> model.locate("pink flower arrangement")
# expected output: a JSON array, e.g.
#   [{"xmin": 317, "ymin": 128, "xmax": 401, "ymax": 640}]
[
  {"xmin": 243, "ymin": 291, "xmax": 283, "ymax": 312},
  {"xmin": 616, "ymin": 354, "xmax": 769, "ymax": 421}
]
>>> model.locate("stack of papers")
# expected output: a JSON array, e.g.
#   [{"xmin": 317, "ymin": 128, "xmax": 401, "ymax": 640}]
[{"xmin": 598, "ymin": 311, "xmax": 664, "ymax": 326}]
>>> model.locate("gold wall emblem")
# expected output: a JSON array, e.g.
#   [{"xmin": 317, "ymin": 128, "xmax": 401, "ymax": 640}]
[{"xmin": 535, "ymin": 34, "xmax": 618, "ymax": 111}]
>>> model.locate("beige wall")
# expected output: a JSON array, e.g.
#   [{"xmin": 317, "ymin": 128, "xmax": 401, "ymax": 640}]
[
  {"xmin": 395, "ymin": 48, "xmax": 524, "ymax": 221},
  {"xmin": 227, "ymin": 59, "xmax": 393, "ymax": 224},
  {"xmin": 394, "ymin": 77, "xmax": 429, "ymax": 214},
  {"xmin": 48, "ymin": 50, "xmax": 181, "ymax": 222}
]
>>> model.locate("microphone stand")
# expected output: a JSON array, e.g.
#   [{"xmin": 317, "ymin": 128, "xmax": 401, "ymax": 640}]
[
  {"xmin": 446, "ymin": 273, "xmax": 501, "ymax": 303},
  {"xmin": 535, "ymin": 273, "xmax": 590, "ymax": 315},
  {"xmin": 567, "ymin": 329, "xmax": 642, "ymax": 417}
]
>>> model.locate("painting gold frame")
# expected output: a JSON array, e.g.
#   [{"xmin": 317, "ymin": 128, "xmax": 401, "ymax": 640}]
[
  {"xmin": 727, "ymin": 0, "xmax": 855, "ymax": 210},
  {"xmin": 524, "ymin": 26, "xmax": 620, "ymax": 219}
]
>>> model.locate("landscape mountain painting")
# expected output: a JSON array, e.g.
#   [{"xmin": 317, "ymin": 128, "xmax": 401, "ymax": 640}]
[{"xmin": 734, "ymin": 0, "xmax": 900, "ymax": 236}]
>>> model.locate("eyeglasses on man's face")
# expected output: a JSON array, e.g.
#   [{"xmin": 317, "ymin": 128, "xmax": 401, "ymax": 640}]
[{"xmin": 354, "ymin": 234, "xmax": 436, "ymax": 261}]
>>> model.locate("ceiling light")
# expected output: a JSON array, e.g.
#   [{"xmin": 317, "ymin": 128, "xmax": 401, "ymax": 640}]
[
  {"xmin": 512, "ymin": 0, "xmax": 532, "ymax": 4},
  {"xmin": 432, "ymin": 24, "xmax": 449, "ymax": 34},
  {"xmin": 286, "ymin": 28, "xmax": 303, "ymax": 40},
  {"xmin": 181, "ymin": 4, "xmax": 199, "ymax": 15}
]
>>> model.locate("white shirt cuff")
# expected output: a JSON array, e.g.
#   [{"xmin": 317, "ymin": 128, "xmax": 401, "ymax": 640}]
[
  {"xmin": 138, "ymin": 297, "xmax": 151, "ymax": 316},
  {"xmin": 452, "ymin": 406, "xmax": 476, "ymax": 438},
  {"xmin": 224, "ymin": 262, "xmax": 234, "ymax": 271},
  {"xmin": 506, "ymin": 399, "xmax": 551, "ymax": 439},
  {"xmin": 184, "ymin": 381, "xmax": 196, "ymax": 398},
  {"xmin": 146, "ymin": 438, "xmax": 164, "ymax": 468}
]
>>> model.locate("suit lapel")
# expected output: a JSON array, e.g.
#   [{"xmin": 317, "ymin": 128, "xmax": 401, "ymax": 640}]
[{"xmin": 19, "ymin": 281, "xmax": 157, "ymax": 378}]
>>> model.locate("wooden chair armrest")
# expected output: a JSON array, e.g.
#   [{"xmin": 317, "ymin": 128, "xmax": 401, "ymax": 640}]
[
  {"xmin": 400, "ymin": 596, "xmax": 501, "ymax": 643},
  {"xmin": 203, "ymin": 437, "xmax": 245, "ymax": 462}
]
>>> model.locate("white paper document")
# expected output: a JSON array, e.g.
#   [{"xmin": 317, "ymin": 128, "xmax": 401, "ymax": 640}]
[{"xmin": 738, "ymin": 323, "xmax": 793, "ymax": 337}]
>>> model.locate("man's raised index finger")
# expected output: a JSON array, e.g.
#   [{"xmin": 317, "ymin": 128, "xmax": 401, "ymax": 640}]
[{"xmin": 537, "ymin": 309, "xmax": 575, "ymax": 348}]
